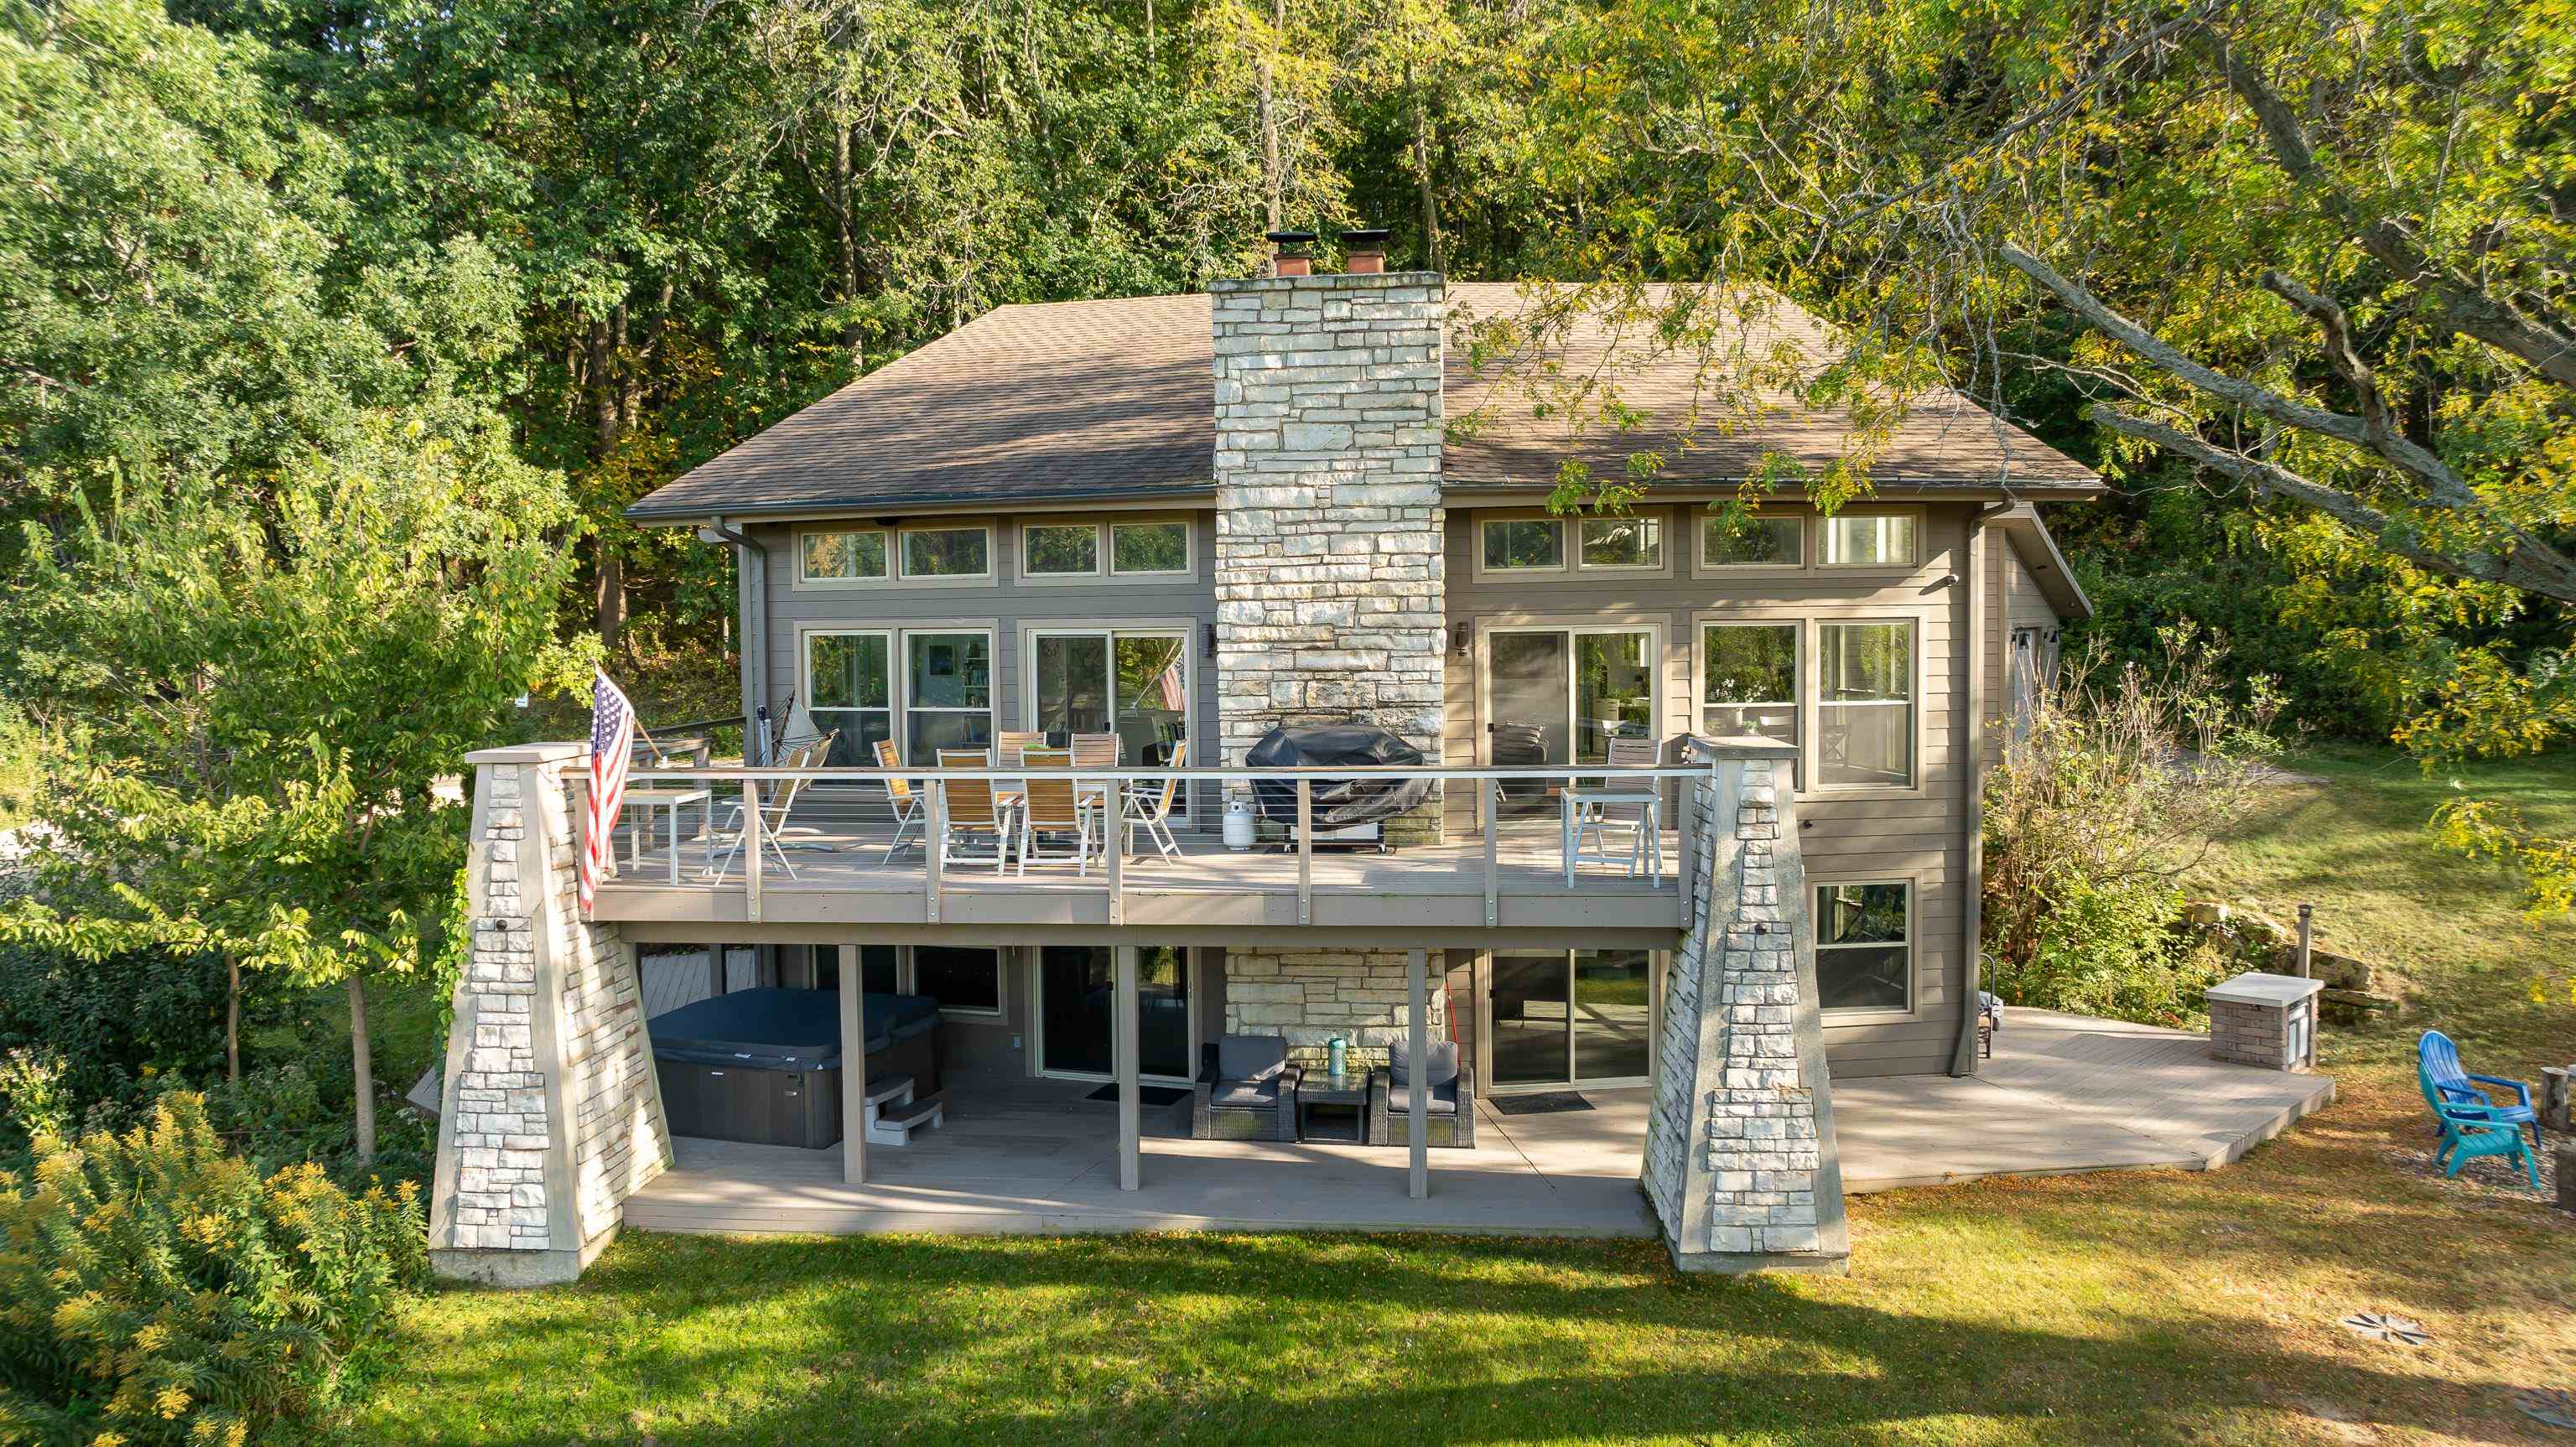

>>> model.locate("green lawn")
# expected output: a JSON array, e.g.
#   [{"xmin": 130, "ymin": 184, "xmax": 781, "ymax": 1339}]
[{"xmin": 347, "ymin": 747, "xmax": 2576, "ymax": 1446}]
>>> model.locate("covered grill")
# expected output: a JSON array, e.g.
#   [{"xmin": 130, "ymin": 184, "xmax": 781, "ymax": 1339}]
[{"xmin": 1244, "ymin": 724, "xmax": 1437, "ymax": 843}]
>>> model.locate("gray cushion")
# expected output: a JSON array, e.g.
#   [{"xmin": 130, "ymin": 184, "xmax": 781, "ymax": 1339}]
[
  {"xmin": 1382, "ymin": 1081, "xmax": 1458, "ymax": 1115},
  {"xmin": 1209, "ymin": 1079, "xmax": 1280, "ymax": 1109},
  {"xmin": 1389, "ymin": 1040, "xmax": 1458, "ymax": 1089},
  {"xmin": 1217, "ymin": 1034, "xmax": 1288, "ymax": 1084}
]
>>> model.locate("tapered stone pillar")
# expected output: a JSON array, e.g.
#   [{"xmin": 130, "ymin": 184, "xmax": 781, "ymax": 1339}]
[{"xmin": 1643, "ymin": 742, "xmax": 1850, "ymax": 1273}]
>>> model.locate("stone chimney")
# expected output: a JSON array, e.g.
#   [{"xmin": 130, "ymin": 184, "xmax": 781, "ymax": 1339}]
[{"xmin": 1209, "ymin": 235, "xmax": 1445, "ymax": 830}]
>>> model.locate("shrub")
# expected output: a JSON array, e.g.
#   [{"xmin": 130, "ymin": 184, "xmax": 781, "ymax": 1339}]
[
  {"xmin": 1983, "ymin": 630, "xmax": 2280, "ymax": 1026},
  {"xmin": 0, "ymin": 943, "xmax": 246, "ymax": 1134},
  {"xmin": 0, "ymin": 1093, "xmax": 426, "ymax": 1446}
]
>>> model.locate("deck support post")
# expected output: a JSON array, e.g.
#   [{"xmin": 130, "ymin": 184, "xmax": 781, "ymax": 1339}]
[
  {"xmin": 1407, "ymin": 947, "xmax": 1430, "ymax": 1199},
  {"xmin": 1296, "ymin": 778, "xmax": 1313, "ymax": 925},
  {"xmin": 1115, "ymin": 944, "xmax": 1141, "ymax": 1191},
  {"xmin": 838, "ymin": 950, "xmax": 867, "ymax": 1186},
  {"xmin": 1482, "ymin": 787, "xmax": 1499, "ymax": 927},
  {"xmin": 924, "ymin": 779, "xmax": 945, "ymax": 924},
  {"xmin": 1106, "ymin": 785, "xmax": 1125, "ymax": 924}
]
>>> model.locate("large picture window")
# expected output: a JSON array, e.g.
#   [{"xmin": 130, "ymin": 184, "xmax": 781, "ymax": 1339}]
[
  {"xmin": 911, "ymin": 945, "xmax": 1002, "ymax": 1014},
  {"xmin": 1816, "ymin": 620, "xmax": 1915, "ymax": 788},
  {"xmin": 1701, "ymin": 624, "xmax": 1798, "ymax": 746},
  {"xmin": 1814, "ymin": 881, "xmax": 1911, "ymax": 1012},
  {"xmin": 805, "ymin": 630, "xmax": 891, "ymax": 765}
]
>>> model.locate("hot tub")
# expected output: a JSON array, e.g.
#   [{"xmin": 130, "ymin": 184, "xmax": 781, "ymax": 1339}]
[{"xmin": 647, "ymin": 988, "xmax": 941, "ymax": 1149}]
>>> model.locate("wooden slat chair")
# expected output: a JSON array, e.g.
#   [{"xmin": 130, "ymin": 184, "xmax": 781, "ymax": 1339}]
[
  {"xmin": 875, "ymin": 739, "xmax": 924, "ymax": 863},
  {"xmin": 1071, "ymin": 731, "xmax": 1121, "ymax": 816},
  {"xmin": 2418, "ymin": 1030, "xmax": 2542, "ymax": 1188},
  {"xmin": 935, "ymin": 748, "xmax": 1015, "ymax": 874},
  {"xmin": 1015, "ymin": 747, "xmax": 1099, "ymax": 874},
  {"xmin": 1124, "ymin": 738, "xmax": 1187, "ymax": 863},
  {"xmin": 995, "ymin": 729, "xmax": 1046, "ymax": 765},
  {"xmin": 1572, "ymin": 734, "xmax": 1666, "ymax": 879}
]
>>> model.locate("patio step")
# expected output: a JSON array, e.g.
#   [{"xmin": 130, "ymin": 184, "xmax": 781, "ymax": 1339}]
[{"xmin": 862, "ymin": 1084, "xmax": 945, "ymax": 1147}]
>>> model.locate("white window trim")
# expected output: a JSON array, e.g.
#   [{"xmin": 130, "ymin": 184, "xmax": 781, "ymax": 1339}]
[
  {"xmin": 1108, "ymin": 517, "xmax": 1197, "ymax": 578},
  {"xmin": 797, "ymin": 620, "xmax": 1000, "ymax": 766},
  {"xmin": 1017, "ymin": 520, "xmax": 1105, "ymax": 582},
  {"xmin": 1810, "ymin": 615, "xmax": 1924, "ymax": 796},
  {"xmin": 792, "ymin": 526, "xmax": 896, "ymax": 590},
  {"xmin": 1816, "ymin": 506, "xmax": 1927, "ymax": 571},
  {"xmin": 1474, "ymin": 514, "xmax": 1571, "ymax": 579},
  {"xmin": 905, "ymin": 942, "xmax": 1006, "ymax": 1019},
  {"xmin": 1572, "ymin": 511, "xmax": 1674, "ymax": 577},
  {"xmin": 1810, "ymin": 875, "xmax": 1917, "ymax": 1019},
  {"xmin": 896, "ymin": 521, "xmax": 997, "ymax": 585},
  {"xmin": 1694, "ymin": 513, "xmax": 1810, "ymax": 573},
  {"xmin": 1694, "ymin": 619, "xmax": 1803, "ymax": 760}
]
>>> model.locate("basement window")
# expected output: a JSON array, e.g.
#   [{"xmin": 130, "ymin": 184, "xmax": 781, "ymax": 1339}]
[{"xmin": 1814, "ymin": 881, "xmax": 1911, "ymax": 1013}]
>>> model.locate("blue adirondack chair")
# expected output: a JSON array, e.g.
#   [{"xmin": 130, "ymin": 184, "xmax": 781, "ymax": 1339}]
[{"xmin": 2418, "ymin": 1031, "xmax": 2542, "ymax": 1189}]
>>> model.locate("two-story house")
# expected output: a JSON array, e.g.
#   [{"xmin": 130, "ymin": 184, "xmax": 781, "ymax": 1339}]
[{"xmin": 427, "ymin": 233, "xmax": 2110, "ymax": 1284}]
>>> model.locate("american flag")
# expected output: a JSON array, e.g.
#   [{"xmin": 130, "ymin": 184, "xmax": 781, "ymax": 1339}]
[{"xmin": 580, "ymin": 669, "xmax": 636, "ymax": 913}]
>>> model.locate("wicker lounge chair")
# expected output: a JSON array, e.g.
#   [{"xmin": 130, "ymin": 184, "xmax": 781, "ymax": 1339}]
[
  {"xmin": 1369, "ymin": 1040, "xmax": 1476, "ymax": 1149},
  {"xmin": 1192, "ymin": 1035, "xmax": 1302, "ymax": 1142}
]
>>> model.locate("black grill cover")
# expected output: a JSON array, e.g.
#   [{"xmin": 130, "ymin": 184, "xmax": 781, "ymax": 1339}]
[{"xmin": 1245, "ymin": 724, "xmax": 1437, "ymax": 828}]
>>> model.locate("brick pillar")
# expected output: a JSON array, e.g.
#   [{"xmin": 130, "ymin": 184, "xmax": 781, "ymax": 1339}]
[
  {"xmin": 1210, "ymin": 268, "xmax": 1446, "ymax": 843},
  {"xmin": 428, "ymin": 744, "xmax": 673, "ymax": 1286},
  {"xmin": 1643, "ymin": 743, "xmax": 1851, "ymax": 1273}
]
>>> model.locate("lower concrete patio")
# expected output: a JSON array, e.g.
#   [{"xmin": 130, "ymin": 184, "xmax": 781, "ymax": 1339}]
[{"xmin": 621, "ymin": 1008, "xmax": 2336, "ymax": 1239}]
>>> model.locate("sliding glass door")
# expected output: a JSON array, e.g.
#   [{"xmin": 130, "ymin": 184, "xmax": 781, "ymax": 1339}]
[
  {"xmin": 1488, "ymin": 949, "xmax": 1659, "ymax": 1088},
  {"xmin": 1036, "ymin": 945, "xmax": 1194, "ymax": 1081},
  {"xmin": 1029, "ymin": 628, "xmax": 1191, "ymax": 806},
  {"xmin": 1485, "ymin": 627, "xmax": 1657, "ymax": 814}
]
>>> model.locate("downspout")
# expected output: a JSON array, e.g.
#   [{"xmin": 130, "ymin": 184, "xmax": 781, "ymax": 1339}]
[
  {"xmin": 1950, "ymin": 502, "xmax": 2010, "ymax": 1076},
  {"xmin": 699, "ymin": 515, "xmax": 768, "ymax": 765}
]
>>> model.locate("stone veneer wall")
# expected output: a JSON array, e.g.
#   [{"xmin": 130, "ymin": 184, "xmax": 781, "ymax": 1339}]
[
  {"xmin": 1223, "ymin": 948, "xmax": 1447, "ymax": 1066},
  {"xmin": 1643, "ymin": 748, "xmax": 1850, "ymax": 1273},
  {"xmin": 428, "ymin": 744, "xmax": 673, "ymax": 1286},
  {"xmin": 1210, "ymin": 269, "xmax": 1446, "ymax": 843}
]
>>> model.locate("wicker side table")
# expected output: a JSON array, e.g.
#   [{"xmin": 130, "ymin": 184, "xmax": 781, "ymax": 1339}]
[{"xmin": 1296, "ymin": 1070, "xmax": 1371, "ymax": 1144}]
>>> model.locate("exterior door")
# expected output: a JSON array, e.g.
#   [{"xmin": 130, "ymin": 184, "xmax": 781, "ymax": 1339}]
[
  {"xmin": 1485, "ymin": 627, "xmax": 1658, "ymax": 815},
  {"xmin": 1486, "ymin": 948, "xmax": 1659, "ymax": 1089},
  {"xmin": 1037, "ymin": 944, "xmax": 1194, "ymax": 1081},
  {"xmin": 1030, "ymin": 629, "xmax": 1192, "ymax": 810}
]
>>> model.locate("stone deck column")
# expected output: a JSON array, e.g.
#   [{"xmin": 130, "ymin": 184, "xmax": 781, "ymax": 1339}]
[
  {"xmin": 1643, "ymin": 743, "xmax": 1851, "ymax": 1273},
  {"xmin": 428, "ymin": 744, "xmax": 673, "ymax": 1286}
]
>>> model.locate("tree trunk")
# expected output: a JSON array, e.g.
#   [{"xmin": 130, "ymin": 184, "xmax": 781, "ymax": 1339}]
[
  {"xmin": 832, "ymin": 118, "xmax": 865, "ymax": 366},
  {"xmin": 226, "ymin": 957, "xmax": 241, "ymax": 1085},
  {"xmin": 589, "ymin": 313, "xmax": 627, "ymax": 657},
  {"xmin": 1407, "ymin": 60, "xmax": 1443, "ymax": 272},
  {"xmin": 347, "ymin": 973, "xmax": 376, "ymax": 1166},
  {"xmin": 596, "ymin": 544, "xmax": 626, "ymax": 659},
  {"xmin": 1258, "ymin": 0, "xmax": 1283, "ymax": 234}
]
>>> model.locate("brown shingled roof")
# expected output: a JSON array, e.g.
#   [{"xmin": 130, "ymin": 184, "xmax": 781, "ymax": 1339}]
[{"xmin": 626, "ymin": 280, "xmax": 2099, "ymax": 523}]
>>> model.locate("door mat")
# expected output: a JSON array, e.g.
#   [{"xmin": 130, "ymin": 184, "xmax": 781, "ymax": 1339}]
[
  {"xmin": 1491, "ymin": 1092, "xmax": 1593, "ymax": 1116},
  {"xmin": 1083, "ymin": 1084, "xmax": 1192, "ymax": 1107}
]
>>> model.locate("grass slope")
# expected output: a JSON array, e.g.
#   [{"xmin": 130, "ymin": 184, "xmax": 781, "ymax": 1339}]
[{"xmin": 350, "ymin": 748, "xmax": 2576, "ymax": 1446}]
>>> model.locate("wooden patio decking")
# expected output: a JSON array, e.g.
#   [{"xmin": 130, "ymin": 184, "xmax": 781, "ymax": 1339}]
[{"xmin": 620, "ymin": 1009, "xmax": 2336, "ymax": 1239}]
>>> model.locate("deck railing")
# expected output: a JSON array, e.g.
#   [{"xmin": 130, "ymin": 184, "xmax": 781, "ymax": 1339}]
[{"xmin": 578, "ymin": 755, "xmax": 1743, "ymax": 926}]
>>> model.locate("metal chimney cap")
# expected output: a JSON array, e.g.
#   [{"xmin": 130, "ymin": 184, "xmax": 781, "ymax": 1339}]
[{"xmin": 1339, "ymin": 227, "xmax": 1390, "ymax": 249}]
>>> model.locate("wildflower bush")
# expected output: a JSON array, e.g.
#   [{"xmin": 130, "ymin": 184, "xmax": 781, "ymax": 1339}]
[
  {"xmin": 0, "ymin": 1092, "xmax": 426, "ymax": 1446},
  {"xmin": 1982, "ymin": 632, "xmax": 2282, "ymax": 1024}
]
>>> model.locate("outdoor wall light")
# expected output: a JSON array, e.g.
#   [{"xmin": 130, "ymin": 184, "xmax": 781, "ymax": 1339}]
[
  {"xmin": 1452, "ymin": 622, "xmax": 1473, "ymax": 656},
  {"xmin": 1204, "ymin": 622, "xmax": 1219, "ymax": 657}
]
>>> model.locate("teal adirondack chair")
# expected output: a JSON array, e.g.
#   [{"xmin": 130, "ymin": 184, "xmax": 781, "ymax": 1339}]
[{"xmin": 2417, "ymin": 1031, "xmax": 2542, "ymax": 1189}]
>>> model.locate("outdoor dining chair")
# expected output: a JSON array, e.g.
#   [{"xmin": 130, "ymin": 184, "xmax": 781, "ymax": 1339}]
[
  {"xmin": 1124, "ymin": 738, "xmax": 1187, "ymax": 863},
  {"xmin": 1015, "ymin": 747, "xmax": 1101, "ymax": 874},
  {"xmin": 875, "ymin": 738, "xmax": 923, "ymax": 862},
  {"xmin": 935, "ymin": 748, "xmax": 1015, "ymax": 874},
  {"xmin": 704, "ymin": 731, "xmax": 839, "ymax": 883},
  {"xmin": 1569, "ymin": 734, "xmax": 1665, "ymax": 880},
  {"xmin": 1071, "ymin": 731, "xmax": 1121, "ymax": 815}
]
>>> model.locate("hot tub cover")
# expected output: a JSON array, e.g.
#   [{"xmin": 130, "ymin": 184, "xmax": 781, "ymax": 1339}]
[
  {"xmin": 647, "ymin": 988, "xmax": 942, "ymax": 1071},
  {"xmin": 1244, "ymin": 724, "xmax": 1436, "ymax": 828}
]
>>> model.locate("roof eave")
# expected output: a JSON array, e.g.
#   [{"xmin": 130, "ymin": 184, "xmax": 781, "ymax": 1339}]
[{"xmin": 624, "ymin": 480, "xmax": 1218, "ymax": 527}]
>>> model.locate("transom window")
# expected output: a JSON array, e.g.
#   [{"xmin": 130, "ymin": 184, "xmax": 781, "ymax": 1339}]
[
  {"xmin": 1701, "ymin": 624, "xmax": 1798, "ymax": 746},
  {"xmin": 1579, "ymin": 516, "xmax": 1662, "ymax": 568},
  {"xmin": 1820, "ymin": 512, "xmax": 1919, "ymax": 568},
  {"xmin": 1110, "ymin": 521, "xmax": 1192, "ymax": 574},
  {"xmin": 901, "ymin": 525, "xmax": 991, "ymax": 579},
  {"xmin": 1815, "ymin": 881, "xmax": 1911, "ymax": 1012},
  {"xmin": 799, "ymin": 528, "xmax": 891, "ymax": 583},
  {"xmin": 1701, "ymin": 514, "xmax": 1804, "ymax": 567},
  {"xmin": 1022, "ymin": 523, "xmax": 1099, "ymax": 576},
  {"xmin": 1816, "ymin": 620, "xmax": 1915, "ymax": 788},
  {"xmin": 1482, "ymin": 518, "xmax": 1564, "ymax": 571}
]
